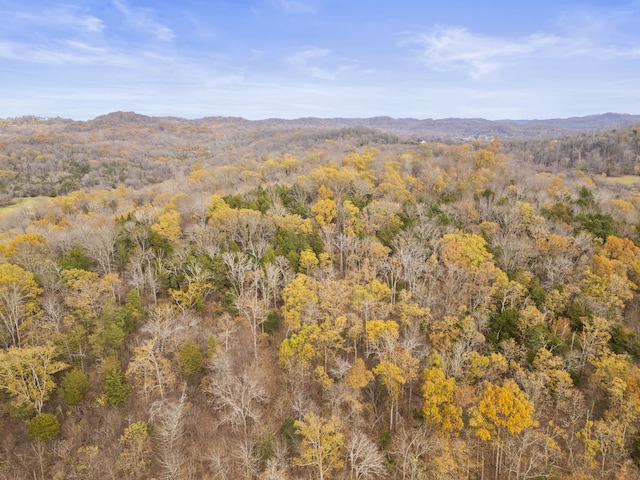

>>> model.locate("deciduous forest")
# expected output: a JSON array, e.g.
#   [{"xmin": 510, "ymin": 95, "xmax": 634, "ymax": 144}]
[{"xmin": 2, "ymin": 112, "xmax": 640, "ymax": 479}]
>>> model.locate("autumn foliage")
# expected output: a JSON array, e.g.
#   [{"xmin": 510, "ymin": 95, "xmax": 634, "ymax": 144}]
[{"xmin": 2, "ymin": 115, "xmax": 640, "ymax": 479}]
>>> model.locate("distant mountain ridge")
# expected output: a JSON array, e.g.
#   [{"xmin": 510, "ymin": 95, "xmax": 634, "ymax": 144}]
[
  {"xmin": 84, "ymin": 111, "xmax": 640, "ymax": 139},
  {"xmin": 5, "ymin": 111, "xmax": 639, "ymax": 140},
  {"xmin": 2, "ymin": 110, "xmax": 640, "ymax": 201}
]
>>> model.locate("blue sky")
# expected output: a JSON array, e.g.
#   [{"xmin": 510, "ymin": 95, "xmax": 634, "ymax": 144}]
[{"xmin": 1, "ymin": 0, "xmax": 639, "ymax": 120}]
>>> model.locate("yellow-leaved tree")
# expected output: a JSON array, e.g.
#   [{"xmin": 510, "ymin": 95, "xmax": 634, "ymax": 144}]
[
  {"xmin": 281, "ymin": 273, "xmax": 319, "ymax": 332},
  {"xmin": 312, "ymin": 189, "xmax": 337, "ymax": 227},
  {"xmin": 422, "ymin": 354, "xmax": 463, "ymax": 435},
  {"xmin": 295, "ymin": 413, "xmax": 346, "ymax": 480},
  {"xmin": 366, "ymin": 319, "xmax": 418, "ymax": 430},
  {"xmin": 151, "ymin": 208, "xmax": 182, "ymax": 243},
  {"xmin": 0, "ymin": 263, "xmax": 42, "ymax": 348},
  {"xmin": 439, "ymin": 232, "xmax": 509, "ymax": 314},
  {"xmin": 0, "ymin": 233, "xmax": 51, "ymax": 275},
  {"xmin": 0, "ymin": 343, "xmax": 68, "ymax": 415},
  {"xmin": 470, "ymin": 379, "xmax": 537, "ymax": 477}
]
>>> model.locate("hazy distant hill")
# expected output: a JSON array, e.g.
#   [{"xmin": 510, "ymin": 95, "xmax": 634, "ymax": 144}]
[
  {"xmin": 81, "ymin": 111, "xmax": 640, "ymax": 140},
  {"xmin": 1, "ymin": 111, "xmax": 639, "ymax": 202}
]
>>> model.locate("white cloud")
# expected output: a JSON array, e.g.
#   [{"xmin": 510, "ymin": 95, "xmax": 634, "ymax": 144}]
[
  {"xmin": 0, "ymin": 6, "xmax": 105, "ymax": 32},
  {"xmin": 0, "ymin": 39, "xmax": 139, "ymax": 67},
  {"xmin": 79, "ymin": 15, "xmax": 106, "ymax": 32},
  {"xmin": 402, "ymin": 21, "xmax": 640, "ymax": 79},
  {"xmin": 402, "ymin": 27, "xmax": 562, "ymax": 78},
  {"xmin": 112, "ymin": 0, "xmax": 175, "ymax": 41},
  {"xmin": 63, "ymin": 41, "xmax": 107, "ymax": 54},
  {"xmin": 286, "ymin": 47, "xmax": 355, "ymax": 80}
]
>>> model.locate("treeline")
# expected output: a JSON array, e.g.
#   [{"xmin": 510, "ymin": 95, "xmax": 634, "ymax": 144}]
[
  {"xmin": 0, "ymin": 115, "xmax": 408, "ymax": 203},
  {"xmin": 505, "ymin": 126, "xmax": 640, "ymax": 175},
  {"xmin": 2, "ymin": 122, "xmax": 640, "ymax": 478},
  {"xmin": 1, "ymin": 113, "xmax": 640, "ymax": 205}
]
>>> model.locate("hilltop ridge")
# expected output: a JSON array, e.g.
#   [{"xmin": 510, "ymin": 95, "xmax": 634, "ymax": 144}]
[{"xmin": 5, "ymin": 112, "xmax": 639, "ymax": 140}]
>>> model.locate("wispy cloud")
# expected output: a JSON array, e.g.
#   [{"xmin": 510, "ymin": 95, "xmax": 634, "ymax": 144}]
[
  {"xmin": 402, "ymin": 20, "xmax": 640, "ymax": 79},
  {"xmin": 1, "ymin": 0, "xmax": 638, "ymax": 121},
  {"xmin": 0, "ymin": 39, "xmax": 139, "ymax": 67},
  {"xmin": 112, "ymin": 0, "xmax": 175, "ymax": 41},
  {"xmin": 401, "ymin": 27, "xmax": 561, "ymax": 78},
  {"xmin": 551, "ymin": 3, "xmax": 640, "ymax": 59},
  {"xmin": 1, "ymin": 5, "xmax": 105, "ymax": 32},
  {"xmin": 554, "ymin": 3, "xmax": 640, "ymax": 40},
  {"xmin": 0, "ymin": 3, "xmax": 175, "ymax": 67},
  {"xmin": 286, "ymin": 47, "xmax": 355, "ymax": 80}
]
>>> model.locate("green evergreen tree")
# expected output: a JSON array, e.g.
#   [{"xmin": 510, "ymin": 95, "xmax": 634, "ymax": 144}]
[
  {"xmin": 61, "ymin": 367, "xmax": 91, "ymax": 406},
  {"xmin": 27, "ymin": 413, "xmax": 61, "ymax": 440},
  {"xmin": 177, "ymin": 341, "xmax": 203, "ymax": 378},
  {"xmin": 101, "ymin": 356, "xmax": 130, "ymax": 406}
]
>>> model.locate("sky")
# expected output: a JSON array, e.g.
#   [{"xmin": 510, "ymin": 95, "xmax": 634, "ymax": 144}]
[{"xmin": 1, "ymin": 0, "xmax": 639, "ymax": 121}]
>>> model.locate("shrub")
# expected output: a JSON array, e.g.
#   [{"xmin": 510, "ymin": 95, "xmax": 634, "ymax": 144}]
[
  {"xmin": 263, "ymin": 311, "xmax": 280, "ymax": 334},
  {"xmin": 487, "ymin": 308, "xmax": 520, "ymax": 345},
  {"xmin": 177, "ymin": 341, "xmax": 203, "ymax": 378},
  {"xmin": 101, "ymin": 357, "xmax": 130, "ymax": 406},
  {"xmin": 61, "ymin": 368, "xmax": 90, "ymax": 406},
  {"xmin": 27, "ymin": 413, "xmax": 60, "ymax": 440}
]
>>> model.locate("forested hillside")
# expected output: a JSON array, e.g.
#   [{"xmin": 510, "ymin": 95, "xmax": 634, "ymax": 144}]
[
  {"xmin": 2, "ymin": 112, "xmax": 639, "ymax": 203},
  {"xmin": 2, "ymin": 114, "xmax": 640, "ymax": 479}
]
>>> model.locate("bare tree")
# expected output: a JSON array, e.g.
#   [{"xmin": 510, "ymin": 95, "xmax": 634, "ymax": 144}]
[
  {"xmin": 223, "ymin": 252, "xmax": 260, "ymax": 299},
  {"xmin": 205, "ymin": 355, "xmax": 267, "ymax": 437},
  {"xmin": 235, "ymin": 439, "xmax": 261, "ymax": 480},
  {"xmin": 127, "ymin": 339, "xmax": 176, "ymax": 403},
  {"xmin": 347, "ymin": 430, "xmax": 388, "ymax": 480},
  {"xmin": 390, "ymin": 422, "xmax": 434, "ymax": 480},
  {"xmin": 150, "ymin": 390, "xmax": 188, "ymax": 480},
  {"xmin": 235, "ymin": 290, "xmax": 267, "ymax": 359},
  {"xmin": 259, "ymin": 439, "xmax": 291, "ymax": 480},
  {"xmin": 78, "ymin": 216, "xmax": 118, "ymax": 274},
  {"xmin": 142, "ymin": 303, "xmax": 196, "ymax": 354},
  {"xmin": 263, "ymin": 258, "xmax": 294, "ymax": 310},
  {"xmin": 208, "ymin": 440, "xmax": 233, "ymax": 480}
]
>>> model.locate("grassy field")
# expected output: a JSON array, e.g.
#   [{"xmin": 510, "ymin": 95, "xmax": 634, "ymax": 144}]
[
  {"xmin": 600, "ymin": 175, "xmax": 640, "ymax": 185},
  {"xmin": 0, "ymin": 196, "xmax": 52, "ymax": 217}
]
